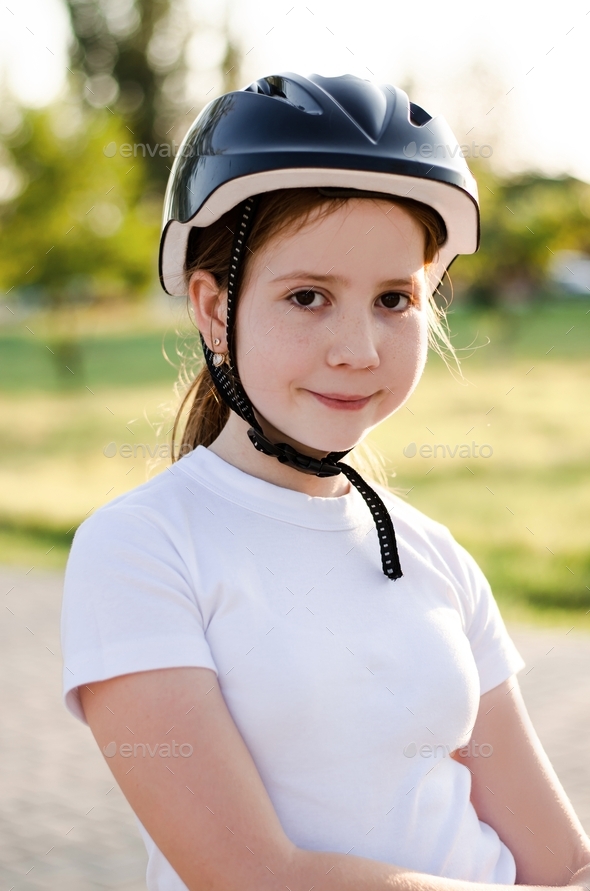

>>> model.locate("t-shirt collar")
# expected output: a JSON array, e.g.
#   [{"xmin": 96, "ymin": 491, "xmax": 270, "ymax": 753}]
[{"xmin": 176, "ymin": 445, "xmax": 368, "ymax": 530}]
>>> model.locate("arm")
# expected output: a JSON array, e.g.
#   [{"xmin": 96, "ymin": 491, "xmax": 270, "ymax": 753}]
[
  {"xmin": 81, "ymin": 667, "xmax": 590, "ymax": 891},
  {"xmin": 451, "ymin": 675, "xmax": 590, "ymax": 884}
]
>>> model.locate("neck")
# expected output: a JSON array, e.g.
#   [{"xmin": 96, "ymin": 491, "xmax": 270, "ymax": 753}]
[{"xmin": 207, "ymin": 412, "xmax": 352, "ymax": 497}]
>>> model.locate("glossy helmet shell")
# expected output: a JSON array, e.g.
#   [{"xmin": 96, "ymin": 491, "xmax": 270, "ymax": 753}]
[{"xmin": 159, "ymin": 71, "xmax": 480, "ymax": 297}]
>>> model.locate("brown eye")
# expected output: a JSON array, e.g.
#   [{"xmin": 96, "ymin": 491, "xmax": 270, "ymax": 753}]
[
  {"xmin": 294, "ymin": 289, "xmax": 315, "ymax": 305},
  {"xmin": 380, "ymin": 292, "xmax": 411, "ymax": 310},
  {"xmin": 291, "ymin": 289, "xmax": 323, "ymax": 308}
]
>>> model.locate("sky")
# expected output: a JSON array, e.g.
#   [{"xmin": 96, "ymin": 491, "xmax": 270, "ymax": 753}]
[{"xmin": 1, "ymin": 0, "xmax": 590, "ymax": 181}]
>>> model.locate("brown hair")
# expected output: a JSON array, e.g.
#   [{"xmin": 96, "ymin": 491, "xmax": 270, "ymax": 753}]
[{"xmin": 171, "ymin": 187, "xmax": 452, "ymax": 464}]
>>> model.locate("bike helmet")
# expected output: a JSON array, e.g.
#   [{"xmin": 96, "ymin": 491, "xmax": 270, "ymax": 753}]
[{"xmin": 159, "ymin": 72, "xmax": 481, "ymax": 582}]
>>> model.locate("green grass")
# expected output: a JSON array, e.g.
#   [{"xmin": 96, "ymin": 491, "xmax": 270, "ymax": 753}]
[
  {"xmin": 0, "ymin": 514, "xmax": 75, "ymax": 569},
  {"xmin": 441, "ymin": 298, "xmax": 590, "ymax": 365},
  {"xmin": 2, "ymin": 301, "xmax": 590, "ymax": 629},
  {"xmin": 0, "ymin": 329, "xmax": 181, "ymax": 391}
]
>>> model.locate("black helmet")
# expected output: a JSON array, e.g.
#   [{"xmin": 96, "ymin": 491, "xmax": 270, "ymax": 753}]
[
  {"xmin": 159, "ymin": 71, "xmax": 479, "ymax": 297},
  {"xmin": 159, "ymin": 73, "xmax": 481, "ymax": 583}
]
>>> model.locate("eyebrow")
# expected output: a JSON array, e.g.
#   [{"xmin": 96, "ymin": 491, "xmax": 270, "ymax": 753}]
[{"xmin": 272, "ymin": 271, "xmax": 417, "ymax": 288}]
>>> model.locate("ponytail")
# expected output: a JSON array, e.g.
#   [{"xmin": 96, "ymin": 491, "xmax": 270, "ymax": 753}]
[{"xmin": 172, "ymin": 365, "xmax": 229, "ymax": 459}]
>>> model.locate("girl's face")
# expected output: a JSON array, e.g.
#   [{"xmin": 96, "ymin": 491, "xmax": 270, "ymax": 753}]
[{"xmin": 231, "ymin": 198, "xmax": 431, "ymax": 455}]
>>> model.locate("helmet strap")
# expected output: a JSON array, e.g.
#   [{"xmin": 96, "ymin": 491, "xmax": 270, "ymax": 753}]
[{"xmin": 200, "ymin": 196, "xmax": 403, "ymax": 582}]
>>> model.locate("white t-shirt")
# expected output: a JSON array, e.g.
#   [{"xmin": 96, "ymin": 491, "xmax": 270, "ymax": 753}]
[{"xmin": 61, "ymin": 444, "xmax": 526, "ymax": 889}]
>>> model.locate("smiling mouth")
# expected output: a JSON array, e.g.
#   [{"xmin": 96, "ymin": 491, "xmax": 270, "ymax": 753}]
[{"xmin": 307, "ymin": 391, "xmax": 373, "ymax": 411}]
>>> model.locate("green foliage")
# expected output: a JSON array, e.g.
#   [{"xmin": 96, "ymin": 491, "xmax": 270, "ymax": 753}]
[
  {"xmin": 450, "ymin": 160, "xmax": 590, "ymax": 305},
  {"xmin": 64, "ymin": 0, "xmax": 189, "ymax": 189},
  {"xmin": 0, "ymin": 103, "xmax": 160, "ymax": 307}
]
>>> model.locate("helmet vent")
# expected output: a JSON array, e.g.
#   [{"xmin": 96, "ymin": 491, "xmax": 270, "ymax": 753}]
[
  {"xmin": 244, "ymin": 76, "xmax": 323, "ymax": 114},
  {"xmin": 409, "ymin": 102, "xmax": 432, "ymax": 127}
]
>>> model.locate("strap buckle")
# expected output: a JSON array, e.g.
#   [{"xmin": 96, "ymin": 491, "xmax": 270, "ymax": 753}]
[{"xmin": 247, "ymin": 429, "xmax": 341, "ymax": 478}]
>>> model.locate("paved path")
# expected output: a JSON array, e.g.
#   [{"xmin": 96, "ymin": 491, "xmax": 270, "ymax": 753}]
[{"xmin": 1, "ymin": 568, "xmax": 590, "ymax": 890}]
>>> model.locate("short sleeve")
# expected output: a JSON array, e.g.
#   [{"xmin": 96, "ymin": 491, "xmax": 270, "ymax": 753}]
[
  {"xmin": 60, "ymin": 505, "xmax": 218, "ymax": 725},
  {"xmin": 444, "ymin": 534, "xmax": 526, "ymax": 696}
]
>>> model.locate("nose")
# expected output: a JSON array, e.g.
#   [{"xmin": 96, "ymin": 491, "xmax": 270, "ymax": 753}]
[{"xmin": 324, "ymin": 308, "xmax": 381, "ymax": 370}]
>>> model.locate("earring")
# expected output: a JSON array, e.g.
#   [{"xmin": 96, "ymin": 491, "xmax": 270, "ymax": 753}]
[
  {"xmin": 212, "ymin": 352, "xmax": 228, "ymax": 367},
  {"xmin": 213, "ymin": 338, "xmax": 221, "ymax": 346}
]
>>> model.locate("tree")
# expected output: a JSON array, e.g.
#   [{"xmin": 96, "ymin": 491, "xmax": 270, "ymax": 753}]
[
  {"xmin": 448, "ymin": 162, "xmax": 590, "ymax": 307},
  {"xmin": 0, "ymin": 101, "xmax": 159, "ymax": 379},
  {"xmin": 63, "ymin": 0, "xmax": 247, "ymax": 192},
  {"xmin": 63, "ymin": 0, "xmax": 190, "ymax": 190}
]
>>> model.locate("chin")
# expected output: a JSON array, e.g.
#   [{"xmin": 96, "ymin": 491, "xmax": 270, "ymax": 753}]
[
  {"xmin": 256, "ymin": 407, "xmax": 369, "ymax": 456},
  {"xmin": 286, "ymin": 429, "xmax": 364, "ymax": 456}
]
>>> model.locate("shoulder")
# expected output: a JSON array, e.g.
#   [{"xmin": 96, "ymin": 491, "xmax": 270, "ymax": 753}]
[
  {"xmin": 68, "ymin": 456, "xmax": 201, "ymax": 561},
  {"xmin": 63, "ymin": 456, "xmax": 211, "ymax": 624}
]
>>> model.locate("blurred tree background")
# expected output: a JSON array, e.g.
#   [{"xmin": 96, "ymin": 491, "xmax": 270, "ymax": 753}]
[
  {"xmin": 448, "ymin": 161, "xmax": 590, "ymax": 307},
  {"xmin": 64, "ymin": 0, "xmax": 188, "ymax": 190},
  {"xmin": 0, "ymin": 0, "xmax": 242, "ymax": 377},
  {"xmin": 0, "ymin": 0, "xmax": 589, "ymax": 625}
]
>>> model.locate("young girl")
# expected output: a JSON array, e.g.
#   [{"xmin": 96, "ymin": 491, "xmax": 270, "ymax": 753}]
[{"xmin": 61, "ymin": 73, "xmax": 590, "ymax": 891}]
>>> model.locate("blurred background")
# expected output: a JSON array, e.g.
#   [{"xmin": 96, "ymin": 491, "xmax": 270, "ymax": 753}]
[
  {"xmin": 1, "ymin": 0, "xmax": 589, "ymax": 625},
  {"xmin": 1, "ymin": 1, "xmax": 590, "ymax": 888}
]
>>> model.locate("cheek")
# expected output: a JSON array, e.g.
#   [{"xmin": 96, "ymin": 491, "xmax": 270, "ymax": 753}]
[
  {"xmin": 385, "ymin": 312, "xmax": 428, "ymax": 376},
  {"xmin": 412, "ymin": 314, "xmax": 429, "ymax": 373},
  {"xmin": 376, "ymin": 313, "xmax": 428, "ymax": 418},
  {"xmin": 233, "ymin": 304, "xmax": 311, "ymax": 403}
]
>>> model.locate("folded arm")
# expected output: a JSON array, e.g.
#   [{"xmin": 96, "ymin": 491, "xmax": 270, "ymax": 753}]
[
  {"xmin": 451, "ymin": 675, "xmax": 590, "ymax": 884},
  {"xmin": 80, "ymin": 667, "xmax": 590, "ymax": 891}
]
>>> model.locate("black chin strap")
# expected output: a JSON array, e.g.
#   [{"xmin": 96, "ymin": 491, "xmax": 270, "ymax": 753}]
[{"xmin": 198, "ymin": 196, "xmax": 403, "ymax": 581}]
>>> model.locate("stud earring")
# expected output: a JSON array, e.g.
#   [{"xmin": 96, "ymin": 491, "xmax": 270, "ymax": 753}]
[{"xmin": 213, "ymin": 338, "xmax": 221, "ymax": 346}]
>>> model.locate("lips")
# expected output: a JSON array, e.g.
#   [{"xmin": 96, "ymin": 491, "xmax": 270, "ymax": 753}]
[{"xmin": 307, "ymin": 390, "xmax": 373, "ymax": 411}]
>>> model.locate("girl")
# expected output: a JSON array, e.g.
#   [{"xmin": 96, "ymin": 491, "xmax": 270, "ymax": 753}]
[{"xmin": 61, "ymin": 73, "xmax": 590, "ymax": 891}]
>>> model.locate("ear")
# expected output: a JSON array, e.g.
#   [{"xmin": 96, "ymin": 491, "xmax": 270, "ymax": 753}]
[{"xmin": 188, "ymin": 270, "xmax": 227, "ymax": 351}]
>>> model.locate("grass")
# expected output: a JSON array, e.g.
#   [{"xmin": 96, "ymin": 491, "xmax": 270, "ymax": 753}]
[
  {"xmin": 2, "ymin": 300, "xmax": 590, "ymax": 630},
  {"xmin": 0, "ymin": 329, "xmax": 181, "ymax": 391},
  {"xmin": 0, "ymin": 514, "xmax": 76, "ymax": 569}
]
